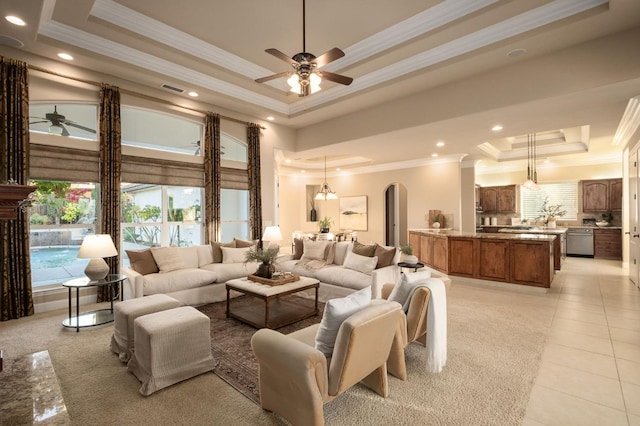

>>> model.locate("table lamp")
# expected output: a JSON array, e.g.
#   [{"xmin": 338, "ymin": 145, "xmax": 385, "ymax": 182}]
[
  {"xmin": 262, "ymin": 226, "xmax": 283, "ymax": 250},
  {"xmin": 77, "ymin": 234, "xmax": 118, "ymax": 281}
]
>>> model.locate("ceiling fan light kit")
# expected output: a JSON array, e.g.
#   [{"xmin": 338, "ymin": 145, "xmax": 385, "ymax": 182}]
[{"xmin": 256, "ymin": 0, "xmax": 352, "ymax": 97}]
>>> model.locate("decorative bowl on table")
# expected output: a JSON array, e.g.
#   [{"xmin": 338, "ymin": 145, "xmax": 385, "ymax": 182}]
[{"xmin": 595, "ymin": 221, "xmax": 609, "ymax": 227}]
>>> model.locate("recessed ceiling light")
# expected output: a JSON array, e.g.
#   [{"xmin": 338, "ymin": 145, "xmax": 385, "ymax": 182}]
[
  {"xmin": 431, "ymin": 153, "xmax": 438, "ymax": 158},
  {"xmin": 436, "ymin": 141, "xmax": 445, "ymax": 147},
  {"xmin": 492, "ymin": 125, "xmax": 503, "ymax": 131},
  {"xmin": 57, "ymin": 53, "xmax": 74, "ymax": 61},
  {"xmin": 300, "ymin": 170, "xmax": 306, "ymax": 173},
  {"xmin": 285, "ymin": 159, "xmax": 291, "ymax": 163},
  {"xmin": 267, "ymin": 116, "xmax": 274, "ymax": 121},
  {"xmin": 507, "ymin": 48, "xmax": 527, "ymax": 58},
  {"xmin": 187, "ymin": 91, "xmax": 198, "ymax": 97},
  {"xmin": 543, "ymin": 158, "xmax": 550, "ymax": 164},
  {"xmin": 5, "ymin": 16, "xmax": 26, "ymax": 26},
  {"xmin": 336, "ymin": 168, "xmax": 341, "ymax": 171}
]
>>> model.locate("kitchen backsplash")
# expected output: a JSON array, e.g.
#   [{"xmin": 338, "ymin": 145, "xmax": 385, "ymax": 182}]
[{"xmin": 477, "ymin": 211, "xmax": 622, "ymax": 227}]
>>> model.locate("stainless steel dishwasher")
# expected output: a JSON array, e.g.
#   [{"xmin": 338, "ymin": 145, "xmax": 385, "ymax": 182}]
[{"xmin": 566, "ymin": 228, "xmax": 594, "ymax": 257}]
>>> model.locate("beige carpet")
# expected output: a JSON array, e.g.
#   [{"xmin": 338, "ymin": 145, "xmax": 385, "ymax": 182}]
[{"xmin": 0, "ymin": 281, "xmax": 556, "ymax": 425}]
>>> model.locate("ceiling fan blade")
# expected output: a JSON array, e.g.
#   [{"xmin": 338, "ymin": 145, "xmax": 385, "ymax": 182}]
[
  {"xmin": 317, "ymin": 70, "xmax": 353, "ymax": 86},
  {"xmin": 311, "ymin": 48, "xmax": 345, "ymax": 68},
  {"xmin": 265, "ymin": 48, "xmax": 298, "ymax": 66},
  {"xmin": 29, "ymin": 120, "xmax": 49, "ymax": 125},
  {"xmin": 63, "ymin": 121, "xmax": 96, "ymax": 134},
  {"xmin": 255, "ymin": 71, "xmax": 292, "ymax": 84}
]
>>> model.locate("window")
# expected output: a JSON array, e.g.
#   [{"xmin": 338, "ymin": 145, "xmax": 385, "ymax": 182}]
[
  {"xmin": 220, "ymin": 189, "xmax": 249, "ymax": 241},
  {"xmin": 29, "ymin": 180, "xmax": 97, "ymax": 288},
  {"xmin": 29, "ymin": 103, "xmax": 98, "ymax": 141},
  {"xmin": 121, "ymin": 184, "xmax": 203, "ymax": 265},
  {"xmin": 520, "ymin": 182, "xmax": 578, "ymax": 221},
  {"xmin": 121, "ymin": 106, "xmax": 203, "ymax": 155}
]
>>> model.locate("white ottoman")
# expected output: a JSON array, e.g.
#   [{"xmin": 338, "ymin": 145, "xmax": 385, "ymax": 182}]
[
  {"xmin": 110, "ymin": 294, "xmax": 182, "ymax": 362},
  {"xmin": 127, "ymin": 306, "xmax": 214, "ymax": 396}
]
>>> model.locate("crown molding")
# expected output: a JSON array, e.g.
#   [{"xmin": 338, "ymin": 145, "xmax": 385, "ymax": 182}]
[{"xmin": 613, "ymin": 96, "xmax": 640, "ymax": 147}]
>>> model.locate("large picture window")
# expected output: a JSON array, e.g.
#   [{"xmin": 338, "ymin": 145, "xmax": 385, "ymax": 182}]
[
  {"xmin": 29, "ymin": 180, "xmax": 97, "ymax": 288},
  {"xmin": 29, "ymin": 103, "xmax": 98, "ymax": 141},
  {"xmin": 220, "ymin": 188, "xmax": 250, "ymax": 241}
]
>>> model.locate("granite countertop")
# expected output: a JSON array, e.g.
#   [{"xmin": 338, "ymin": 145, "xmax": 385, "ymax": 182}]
[
  {"xmin": 410, "ymin": 229, "xmax": 556, "ymax": 241},
  {"xmin": 498, "ymin": 227, "xmax": 567, "ymax": 235},
  {"xmin": 565, "ymin": 225, "xmax": 622, "ymax": 230}
]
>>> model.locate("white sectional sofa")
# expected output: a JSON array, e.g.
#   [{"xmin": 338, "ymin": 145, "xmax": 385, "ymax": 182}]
[
  {"xmin": 276, "ymin": 240, "xmax": 401, "ymax": 301},
  {"xmin": 121, "ymin": 241, "xmax": 258, "ymax": 306}
]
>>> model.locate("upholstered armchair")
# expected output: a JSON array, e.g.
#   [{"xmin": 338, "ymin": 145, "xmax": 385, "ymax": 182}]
[
  {"xmin": 251, "ymin": 300, "xmax": 404, "ymax": 426},
  {"xmin": 382, "ymin": 282, "xmax": 431, "ymax": 380}
]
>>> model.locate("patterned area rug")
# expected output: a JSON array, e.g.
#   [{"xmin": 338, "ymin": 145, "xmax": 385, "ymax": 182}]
[{"xmin": 197, "ymin": 296, "xmax": 324, "ymax": 405}]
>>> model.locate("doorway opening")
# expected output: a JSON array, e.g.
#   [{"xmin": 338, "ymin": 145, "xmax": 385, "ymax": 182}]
[{"xmin": 384, "ymin": 183, "xmax": 407, "ymax": 247}]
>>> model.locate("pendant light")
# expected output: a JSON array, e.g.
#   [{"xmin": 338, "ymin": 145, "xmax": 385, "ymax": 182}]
[
  {"xmin": 523, "ymin": 133, "xmax": 540, "ymax": 190},
  {"xmin": 315, "ymin": 156, "xmax": 338, "ymax": 200}
]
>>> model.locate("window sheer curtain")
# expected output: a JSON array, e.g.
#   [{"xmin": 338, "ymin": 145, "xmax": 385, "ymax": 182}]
[
  {"xmin": 204, "ymin": 113, "xmax": 221, "ymax": 243},
  {"xmin": 98, "ymin": 84, "xmax": 121, "ymax": 302},
  {"xmin": 247, "ymin": 123, "xmax": 262, "ymax": 240},
  {"xmin": 0, "ymin": 58, "xmax": 34, "ymax": 320}
]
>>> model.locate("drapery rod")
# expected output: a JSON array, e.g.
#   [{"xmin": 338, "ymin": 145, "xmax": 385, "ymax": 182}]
[{"xmin": 27, "ymin": 64, "xmax": 265, "ymax": 129}]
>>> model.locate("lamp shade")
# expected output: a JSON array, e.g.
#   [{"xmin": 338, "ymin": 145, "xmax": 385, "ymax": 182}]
[
  {"xmin": 77, "ymin": 234, "xmax": 118, "ymax": 259},
  {"xmin": 262, "ymin": 226, "xmax": 283, "ymax": 242},
  {"xmin": 77, "ymin": 234, "xmax": 118, "ymax": 281}
]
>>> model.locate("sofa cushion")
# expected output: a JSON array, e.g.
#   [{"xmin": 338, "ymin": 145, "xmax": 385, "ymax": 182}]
[
  {"xmin": 150, "ymin": 247, "xmax": 185, "ymax": 273},
  {"xmin": 343, "ymin": 250, "xmax": 378, "ymax": 275},
  {"xmin": 142, "ymin": 268, "xmax": 218, "ymax": 295},
  {"xmin": 374, "ymin": 244, "xmax": 396, "ymax": 269},
  {"xmin": 221, "ymin": 246, "xmax": 252, "ymax": 263},
  {"xmin": 201, "ymin": 262, "xmax": 258, "ymax": 283},
  {"xmin": 333, "ymin": 242, "xmax": 353, "ymax": 265},
  {"xmin": 179, "ymin": 246, "xmax": 199, "ymax": 269},
  {"xmin": 212, "ymin": 241, "xmax": 235, "ymax": 263},
  {"xmin": 292, "ymin": 238, "xmax": 304, "ymax": 260},
  {"xmin": 314, "ymin": 265, "xmax": 373, "ymax": 290},
  {"xmin": 315, "ymin": 287, "xmax": 371, "ymax": 356},
  {"xmin": 301, "ymin": 240, "xmax": 329, "ymax": 261},
  {"xmin": 196, "ymin": 244, "xmax": 214, "ymax": 267},
  {"xmin": 126, "ymin": 249, "xmax": 159, "ymax": 275},
  {"xmin": 352, "ymin": 241, "xmax": 376, "ymax": 257}
]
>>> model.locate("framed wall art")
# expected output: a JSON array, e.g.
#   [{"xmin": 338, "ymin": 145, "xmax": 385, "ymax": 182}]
[{"xmin": 339, "ymin": 195, "xmax": 368, "ymax": 231}]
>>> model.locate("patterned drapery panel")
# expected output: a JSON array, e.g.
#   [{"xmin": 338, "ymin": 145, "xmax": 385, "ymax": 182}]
[
  {"xmin": 0, "ymin": 57, "xmax": 34, "ymax": 321},
  {"xmin": 247, "ymin": 123, "xmax": 262, "ymax": 241},
  {"xmin": 204, "ymin": 113, "xmax": 221, "ymax": 243},
  {"xmin": 98, "ymin": 84, "xmax": 121, "ymax": 302}
]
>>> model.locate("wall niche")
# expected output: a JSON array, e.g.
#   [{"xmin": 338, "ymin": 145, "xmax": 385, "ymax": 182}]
[{"xmin": 306, "ymin": 185, "xmax": 320, "ymax": 222}]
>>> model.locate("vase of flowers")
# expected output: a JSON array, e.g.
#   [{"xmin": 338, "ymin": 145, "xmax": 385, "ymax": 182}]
[
  {"xmin": 245, "ymin": 247, "xmax": 279, "ymax": 279},
  {"xmin": 536, "ymin": 196, "xmax": 566, "ymax": 228}
]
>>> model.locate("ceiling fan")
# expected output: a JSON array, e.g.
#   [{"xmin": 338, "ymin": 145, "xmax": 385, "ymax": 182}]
[
  {"xmin": 255, "ymin": 0, "xmax": 353, "ymax": 96},
  {"xmin": 29, "ymin": 105, "xmax": 96, "ymax": 136}
]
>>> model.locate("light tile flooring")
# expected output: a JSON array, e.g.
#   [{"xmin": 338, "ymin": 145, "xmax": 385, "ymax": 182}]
[{"xmin": 523, "ymin": 257, "xmax": 640, "ymax": 426}]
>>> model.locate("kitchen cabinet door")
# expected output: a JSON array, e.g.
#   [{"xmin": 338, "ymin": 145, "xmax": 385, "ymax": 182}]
[
  {"xmin": 610, "ymin": 179, "xmax": 623, "ymax": 211},
  {"xmin": 583, "ymin": 180, "xmax": 609, "ymax": 212},
  {"xmin": 497, "ymin": 185, "xmax": 517, "ymax": 213},
  {"xmin": 481, "ymin": 187, "xmax": 498, "ymax": 212}
]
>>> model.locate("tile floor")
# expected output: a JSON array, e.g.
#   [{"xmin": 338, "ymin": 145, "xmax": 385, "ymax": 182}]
[{"xmin": 523, "ymin": 257, "xmax": 640, "ymax": 426}]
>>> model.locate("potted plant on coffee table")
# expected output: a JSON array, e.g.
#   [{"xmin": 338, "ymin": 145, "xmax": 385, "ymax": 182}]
[{"xmin": 245, "ymin": 246, "xmax": 279, "ymax": 279}]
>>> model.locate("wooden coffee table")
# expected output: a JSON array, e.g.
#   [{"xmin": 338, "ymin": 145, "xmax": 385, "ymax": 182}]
[{"xmin": 226, "ymin": 276, "xmax": 320, "ymax": 329}]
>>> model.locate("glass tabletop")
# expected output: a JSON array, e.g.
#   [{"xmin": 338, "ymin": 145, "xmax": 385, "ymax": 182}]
[{"xmin": 62, "ymin": 274, "xmax": 127, "ymax": 288}]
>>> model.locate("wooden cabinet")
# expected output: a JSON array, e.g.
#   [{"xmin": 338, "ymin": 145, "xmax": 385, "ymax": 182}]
[
  {"xmin": 594, "ymin": 228, "xmax": 622, "ymax": 260},
  {"xmin": 449, "ymin": 238, "xmax": 475, "ymax": 277},
  {"xmin": 583, "ymin": 179, "xmax": 622, "ymax": 212},
  {"xmin": 509, "ymin": 240, "xmax": 554, "ymax": 288},
  {"xmin": 481, "ymin": 187, "xmax": 498, "ymax": 212},
  {"xmin": 481, "ymin": 185, "xmax": 518, "ymax": 213},
  {"xmin": 478, "ymin": 239, "xmax": 510, "ymax": 281},
  {"xmin": 433, "ymin": 236, "xmax": 448, "ymax": 272},
  {"xmin": 409, "ymin": 232, "xmax": 421, "ymax": 260}
]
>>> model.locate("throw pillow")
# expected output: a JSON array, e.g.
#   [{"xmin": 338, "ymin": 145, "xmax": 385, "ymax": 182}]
[
  {"xmin": 234, "ymin": 238, "xmax": 257, "ymax": 248},
  {"xmin": 211, "ymin": 241, "xmax": 235, "ymax": 263},
  {"xmin": 374, "ymin": 244, "xmax": 396, "ymax": 269},
  {"xmin": 301, "ymin": 240, "xmax": 329, "ymax": 260},
  {"xmin": 333, "ymin": 241, "xmax": 352, "ymax": 265},
  {"xmin": 352, "ymin": 241, "xmax": 376, "ymax": 257},
  {"xmin": 343, "ymin": 250, "xmax": 378, "ymax": 275},
  {"xmin": 150, "ymin": 247, "xmax": 185, "ymax": 273},
  {"xmin": 126, "ymin": 249, "xmax": 159, "ymax": 275},
  {"xmin": 315, "ymin": 287, "xmax": 371, "ymax": 356},
  {"xmin": 221, "ymin": 246, "xmax": 253, "ymax": 264},
  {"xmin": 292, "ymin": 238, "xmax": 304, "ymax": 260},
  {"xmin": 388, "ymin": 270, "xmax": 432, "ymax": 306}
]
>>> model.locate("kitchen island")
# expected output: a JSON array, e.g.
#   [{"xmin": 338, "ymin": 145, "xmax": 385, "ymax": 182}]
[{"xmin": 408, "ymin": 229, "xmax": 556, "ymax": 288}]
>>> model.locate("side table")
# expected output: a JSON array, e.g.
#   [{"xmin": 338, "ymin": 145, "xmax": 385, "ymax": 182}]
[
  {"xmin": 397, "ymin": 261, "xmax": 425, "ymax": 273},
  {"xmin": 62, "ymin": 274, "xmax": 126, "ymax": 332}
]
